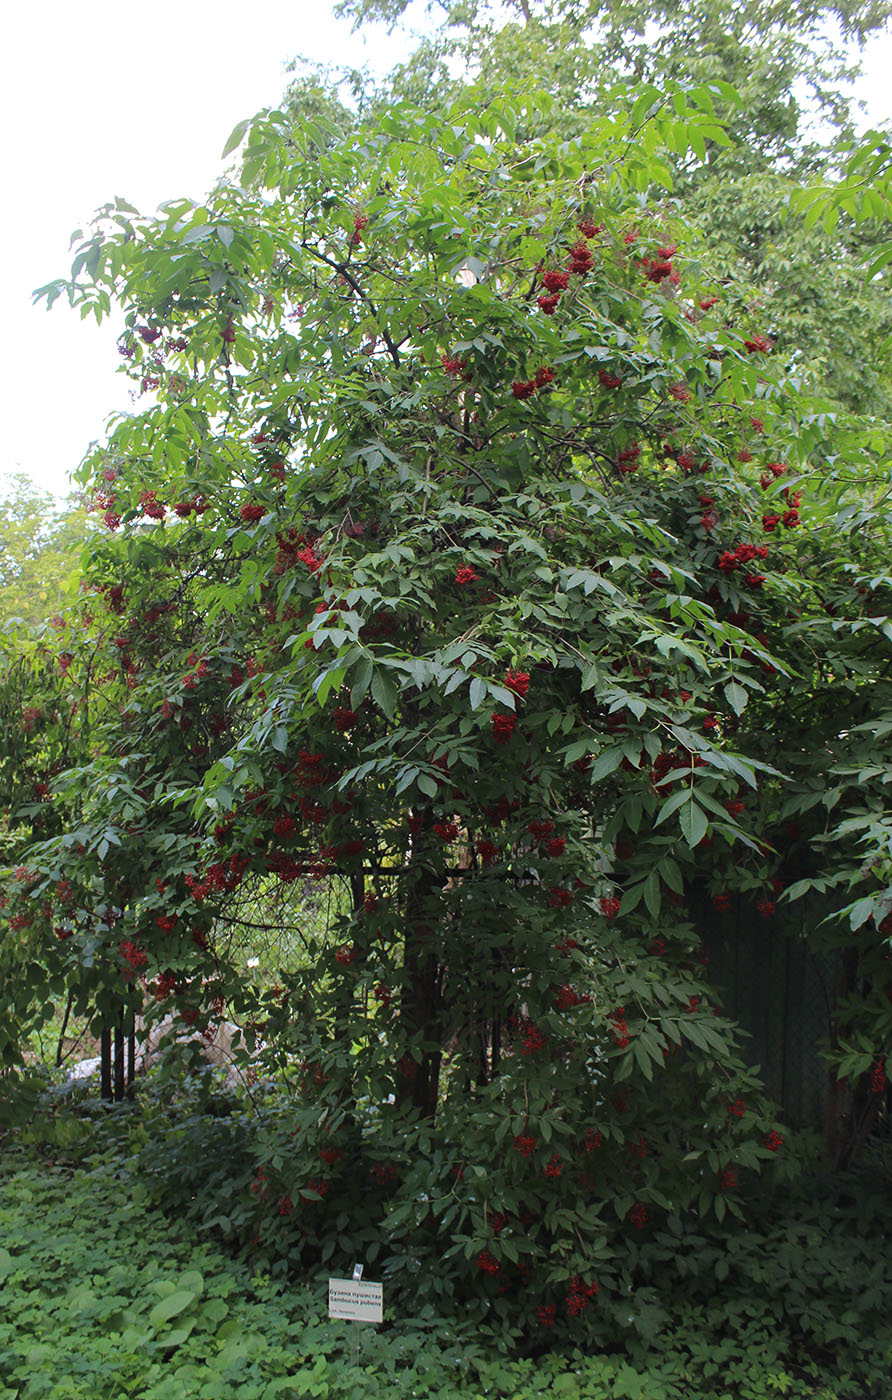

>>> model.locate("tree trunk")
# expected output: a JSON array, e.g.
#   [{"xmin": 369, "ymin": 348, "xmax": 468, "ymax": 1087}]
[
  {"xmin": 100, "ymin": 1029, "xmax": 112, "ymax": 1103},
  {"xmin": 113, "ymin": 1009, "xmax": 125, "ymax": 1102}
]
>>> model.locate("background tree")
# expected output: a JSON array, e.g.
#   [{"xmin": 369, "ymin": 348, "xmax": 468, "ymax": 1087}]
[
  {"xmin": 329, "ymin": 0, "xmax": 892, "ymax": 415},
  {"xmin": 0, "ymin": 475, "xmax": 85, "ymax": 629}
]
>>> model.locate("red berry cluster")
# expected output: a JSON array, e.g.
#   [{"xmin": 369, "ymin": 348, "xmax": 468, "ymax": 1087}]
[
  {"xmin": 554, "ymin": 984, "xmax": 591, "ymax": 1011},
  {"xmin": 639, "ymin": 243, "xmax": 678, "ymax": 284},
  {"xmin": 521, "ymin": 1021, "xmax": 546, "ymax": 1055},
  {"xmin": 566, "ymin": 240, "xmax": 594, "ymax": 276},
  {"xmin": 503, "ymin": 669, "xmax": 529, "ymax": 697},
  {"xmin": 609, "ymin": 1005, "xmax": 630, "ymax": 1049},
  {"xmin": 541, "ymin": 269, "xmax": 570, "ymax": 293},
  {"xmin": 173, "ymin": 496, "xmax": 208, "ymax": 518},
  {"xmin": 759, "ymin": 460, "xmax": 787, "ymax": 487},
  {"xmin": 617, "ymin": 443, "xmax": 641, "ymax": 475},
  {"xmin": 442, "ymin": 353, "xmax": 470, "ymax": 380},
  {"xmin": 477, "ymin": 1250, "xmax": 500, "ymax": 1274},
  {"xmin": 566, "ymin": 1276, "xmax": 599, "ymax": 1316},
  {"xmin": 718, "ymin": 543, "xmax": 769, "ymax": 575},
  {"xmin": 139, "ymin": 490, "xmax": 166, "ymax": 520},
  {"xmin": 491, "ymin": 712, "xmax": 517, "ymax": 744},
  {"xmin": 762, "ymin": 507, "xmax": 801, "ymax": 532},
  {"xmin": 455, "ymin": 564, "xmax": 479, "ymax": 585},
  {"xmin": 119, "ymin": 939, "xmax": 147, "ymax": 975},
  {"xmin": 699, "ymin": 493, "xmax": 718, "ymax": 533},
  {"xmin": 512, "ymin": 366, "xmax": 555, "ymax": 399},
  {"xmin": 537, "ymin": 227, "xmax": 598, "ymax": 311},
  {"xmin": 297, "ymin": 544, "xmax": 323, "ymax": 573},
  {"xmin": 476, "ymin": 838, "xmax": 500, "ymax": 864},
  {"xmin": 432, "ymin": 819, "xmax": 459, "ymax": 842}
]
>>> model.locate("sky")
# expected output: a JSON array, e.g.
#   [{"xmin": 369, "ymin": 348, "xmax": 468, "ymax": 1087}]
[
  {"xmin": 2, "ymin": 2, "xmax": 892, "ymax": 504},
  {"xmin": 0, "ymin": 0, "xmax": 408, "ymax": 504}
]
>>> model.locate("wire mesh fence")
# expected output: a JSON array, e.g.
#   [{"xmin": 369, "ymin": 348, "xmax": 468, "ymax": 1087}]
[{"xmin": 703, "ymin": 905, "xmax": 837, "ymax": 1129}]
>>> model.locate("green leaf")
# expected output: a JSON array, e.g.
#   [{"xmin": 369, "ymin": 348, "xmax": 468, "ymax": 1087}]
[
  {"xmin": 371, "ymin": 669, "xmax": 398, "ymax": 720},
  {"xmin": 654, "ymin": 787, "xmax": 691, "ymax": 826},
  {"xmin": 588, "ymin": 748, "xmax": 624, "ymax": 781},
  {"xmin": 643, "ymin": 871, "xmax": 661, "ymax": 918},
  {"xmin": 351, "ymin": 655, "xmax": 374, "ymax": 707},
  {"xmin": 148, "ymin": 1289, "xmax": 196, "ymax": 1327},
  {"xmin": 178, "ymin": 1269, "xmax": 204, "ymax": 1296},
  {"xmin": 723, "ymin": 681, "xmax": 748, "ymax": 716},
  {"xmin": 222, "ymin": 118, "xmax": 251, "ymax": 157},
  {"xmin": 849, "ymin": 896, "xmax": 877, "ymax": 931},
  {"xmin": 679, "ymin": 800, "xmax": 708, "ymax": 848}
]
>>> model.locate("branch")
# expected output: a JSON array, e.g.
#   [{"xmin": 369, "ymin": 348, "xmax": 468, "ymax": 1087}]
[{"xmin": 302, "ymin": 244, "xmax": 402, "ymax": 369}]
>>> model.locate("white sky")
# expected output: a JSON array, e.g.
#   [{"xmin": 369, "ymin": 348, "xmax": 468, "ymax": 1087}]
[{"xmin": 2, "ymin": 2, "xmax": 892, "ymax": 504}]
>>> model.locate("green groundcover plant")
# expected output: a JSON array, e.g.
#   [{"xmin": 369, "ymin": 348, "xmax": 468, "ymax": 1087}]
[{"xmin": 1, "ymin": 1091, "xmax": 890, "ymax": 1399}]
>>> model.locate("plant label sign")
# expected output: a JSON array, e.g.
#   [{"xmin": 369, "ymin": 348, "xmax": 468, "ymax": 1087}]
[{"xmin": 328, "ymin": 1278, "xmax": 383, "ymax": 1323}]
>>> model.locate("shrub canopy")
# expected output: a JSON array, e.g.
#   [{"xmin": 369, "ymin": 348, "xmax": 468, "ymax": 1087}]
[{"xmin": 2, "ymin": 74, "xmax": 892, "ymax": 1328}]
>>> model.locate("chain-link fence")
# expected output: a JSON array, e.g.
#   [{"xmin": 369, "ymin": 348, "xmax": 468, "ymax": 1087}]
[{"xmin": 702, "ymin": 903, "xmax": 837, "ymax": 1129}]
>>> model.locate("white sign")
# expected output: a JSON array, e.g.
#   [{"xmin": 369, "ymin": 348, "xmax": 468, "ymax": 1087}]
[{"xmin": 328, "ymin": 1278, "xmax": 383, "ymax": 1323}]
